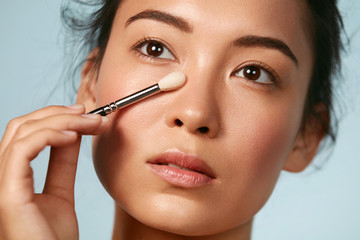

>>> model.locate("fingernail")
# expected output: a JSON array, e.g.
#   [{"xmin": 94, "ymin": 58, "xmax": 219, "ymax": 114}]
[
  {"xmin": 81, "ymin": 114, "xmax": 100, "ymax": 119},
  {"xmin": 67, "ymin": 104, "xmax": 84, "ymax": 109},
  {"xmin": 62, "ymin": 130, "xmax": 77, "ymax": 136}
]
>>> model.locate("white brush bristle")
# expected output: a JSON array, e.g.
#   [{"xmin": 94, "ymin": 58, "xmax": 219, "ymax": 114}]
[{"xmin": 158, "ymin": 72, "xmax": 186, "ymax": 91}]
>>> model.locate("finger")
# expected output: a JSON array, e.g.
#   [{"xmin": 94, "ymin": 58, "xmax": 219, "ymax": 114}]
[
  {"xmin": 41, "ymin": 116, "xmax": 110, "ymax": 204},
  {"xmin": 0, "ymin": 129, "xmax": 78, "ymax": 204},
  {"xmin": 42, "ymin": 136, "xmax": 81, "ymax": 205},
  {"xmin": 0, "ymin": 104, "xmax": 85, "ymax": 154},
  {"xmin": 43, "ymin": 116, "xmax": 110, "ymax": 204},
  {"xmin": 12, "ymin": 114, "xmax": 109, "ymax": 142},
  {"xmin": 42, "ymin": 115, "xmax": 110, "ymax": 204}
]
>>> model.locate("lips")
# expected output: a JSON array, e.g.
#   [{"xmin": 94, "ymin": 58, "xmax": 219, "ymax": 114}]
[{"xmin": 147, "ymin": 149, "xmax": 216, "ymax": 188}]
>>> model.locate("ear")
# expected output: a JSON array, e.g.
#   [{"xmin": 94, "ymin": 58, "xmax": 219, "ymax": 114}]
[
  {"xmin": 76, "ymin": 48, "xmax": 99, "ymax": 111},
  {"xmin": 283, "ymin": 104, "xmax": 327, "ymax": 172}
]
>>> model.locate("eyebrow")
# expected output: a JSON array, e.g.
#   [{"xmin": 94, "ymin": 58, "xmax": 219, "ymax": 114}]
[
  {"xmin": 233, "ymin": 35, "xmax": 299, "ymax": 66},
  {"xmin": 125, "ymin": 10, "xmax": 298, "ymax": 66},
  {"xmin": 125, "ymin": 10, "xmax": 193, "ymax": 33}
]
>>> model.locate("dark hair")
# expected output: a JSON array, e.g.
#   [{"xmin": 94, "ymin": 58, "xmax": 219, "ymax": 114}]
[
  {"xmin": 62, "ymin": 0, "xmax": 344, "ymax": 146},
  {"xmin": 303, "ymin": 0, "xmax": 344, "ymax": 146},
  {"xmin": 61, "ymin": 0, "xmax": 122, "ymax": 91}
]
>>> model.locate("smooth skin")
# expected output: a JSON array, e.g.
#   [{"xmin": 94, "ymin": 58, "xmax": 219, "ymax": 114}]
[
  {"xmin": 0, "ymin": 105, "xmax": 110, "ymax": 239},
  {"xmin": 0, "ymin": 0, "xmax": 325, "ymax": 240},
  {"xmin": 83, "ymin": 0, "xmax": 323, "ymax": 239}
]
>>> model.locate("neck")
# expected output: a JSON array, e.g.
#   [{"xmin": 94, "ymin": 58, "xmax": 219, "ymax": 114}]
[{"xmin": 112, "ymin": 204, "xmax": 252, "ymax": 240}]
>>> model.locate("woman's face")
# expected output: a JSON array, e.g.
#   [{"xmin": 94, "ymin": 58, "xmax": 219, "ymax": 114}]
[{"xmin": 88, "ymin": 0, "xmax": 314, "ymax": 236}]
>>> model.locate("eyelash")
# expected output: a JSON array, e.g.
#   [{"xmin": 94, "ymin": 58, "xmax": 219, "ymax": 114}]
[
  {"xmin": 131, "ymin": 37, "xmax": 177, "ymax": 62},
  {"xmin": 131, "ymin": 38, "xmax": 280, "ymax": 88},
  {"xmin": 232, "ymin": 61, "xmax": 280, "ymax": 87}
]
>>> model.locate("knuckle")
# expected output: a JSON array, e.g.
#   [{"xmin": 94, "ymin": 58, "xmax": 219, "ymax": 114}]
[
  {"xmin": 6, "ymin": 118, "xmax": 22, "ymax": 132},
  {"xmin": 15, "ymin": 119, "xmax": 35, "ymax": 136}
]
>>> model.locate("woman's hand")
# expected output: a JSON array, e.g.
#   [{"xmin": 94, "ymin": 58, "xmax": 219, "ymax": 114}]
[{"xmin": 0, "ymin": 104, "xmax": 109, "ymax": 240}]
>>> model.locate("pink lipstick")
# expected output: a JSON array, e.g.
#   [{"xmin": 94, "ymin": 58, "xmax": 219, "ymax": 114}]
[{"xmin": 147, "ymin": 149, "xmax": 215, "ymax": 188}]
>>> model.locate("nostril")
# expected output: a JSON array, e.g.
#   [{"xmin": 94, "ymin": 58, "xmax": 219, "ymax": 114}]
[
  {"xmin": 174, "ymin": 119, "xmax": 183, "ymax": 127},
  {"xmin": 198, "ymin": 127, "xmax": 209, "ymax": 134},
  {"xmin": 173, "ymin": 119, "xmax": 210, "ymax": 134}
]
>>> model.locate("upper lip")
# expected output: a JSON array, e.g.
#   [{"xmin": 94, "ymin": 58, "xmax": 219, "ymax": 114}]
[{"xmin": 147, "ymin": 149, "xmax": 216, "ymax": 179}]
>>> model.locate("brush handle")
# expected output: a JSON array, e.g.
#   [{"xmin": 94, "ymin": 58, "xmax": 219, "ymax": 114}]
[{"xmin": 88, "ymin": 84, "xmax": 160, "ymax": 116}]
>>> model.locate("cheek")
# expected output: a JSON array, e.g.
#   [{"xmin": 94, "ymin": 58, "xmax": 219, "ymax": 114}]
[
  {"xmin": 91, "ymin": 96, "xmax": 166, "ymax": 201},
  {"xmin": 90, "ymin": 37, "xmax": 182, "ymax": 205},
  {"xmin": 93, "ymin": 32, "xmax": 179, "ymax": 108},
  {"xmin": 242, "ymin": 109, "xmax": 297, "ymax": 178},
  {"xmin": 221, "ymin": 93, "xmax": 304, "ymax": 212}
]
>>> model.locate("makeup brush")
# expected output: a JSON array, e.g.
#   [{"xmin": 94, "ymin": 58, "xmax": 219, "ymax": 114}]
[{"xmin": 88, "ymin": 72, "xmax": 186, "ymax": 116}]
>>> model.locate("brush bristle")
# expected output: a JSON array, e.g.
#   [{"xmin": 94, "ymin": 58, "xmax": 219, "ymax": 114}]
[{"xmin": 158, "ymin": 72, "xmax": 186, "ymax": 91}]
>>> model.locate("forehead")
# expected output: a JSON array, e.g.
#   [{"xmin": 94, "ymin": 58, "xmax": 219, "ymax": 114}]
[
  {"xmin": 118, "ymin": 0, "xmax": 311, "ymax": 58},
  {"xmin": 118, "ymin": 0, "xmax": 308, "ymax": 36}
]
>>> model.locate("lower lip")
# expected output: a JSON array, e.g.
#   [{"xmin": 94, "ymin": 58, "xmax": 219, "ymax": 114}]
[{"xmin": 148, "ymin": 164, "xmax": 214, "ymax": 188}]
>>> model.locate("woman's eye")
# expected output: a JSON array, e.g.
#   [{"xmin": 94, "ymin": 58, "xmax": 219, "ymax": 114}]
[
  {"xmin": 138, "ymin": 40, "xmax": 175, "ymax": 60},
  {"xmin": 235, "ymin": 66, "xmax": 273, "ymax": 84}
]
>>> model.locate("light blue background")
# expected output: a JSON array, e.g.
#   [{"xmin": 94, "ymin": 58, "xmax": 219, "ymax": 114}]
[{"xmin": 0, "ymin": 1, "xmax": 359, "ymax": 239}]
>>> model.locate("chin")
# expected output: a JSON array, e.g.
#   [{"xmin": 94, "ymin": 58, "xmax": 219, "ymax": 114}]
[{"xmin": 118, "ymin": 192, "xmax": 253, "ymax": 237}]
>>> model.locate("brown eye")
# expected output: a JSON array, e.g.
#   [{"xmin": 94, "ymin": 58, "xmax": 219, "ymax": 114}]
[
  {"xmin": 146, "ymin": 41, "xmax": 164, "ymax": 57},
  {"xmin": 243, "ymin": 66, "xmax": 261, "ymax": 81},
  {"xmin": 235, "ymin": 65, "xmax": 273, "ymax": 84},
  {"xmin": 138, "ymin": 40, "xmax": 175, "ymax": 60}
]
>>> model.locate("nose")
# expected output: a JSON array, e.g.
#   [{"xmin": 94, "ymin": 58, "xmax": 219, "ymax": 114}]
[{"xmin": 164, "ymin": 72, "xmax": 221, "ymax": 139}]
